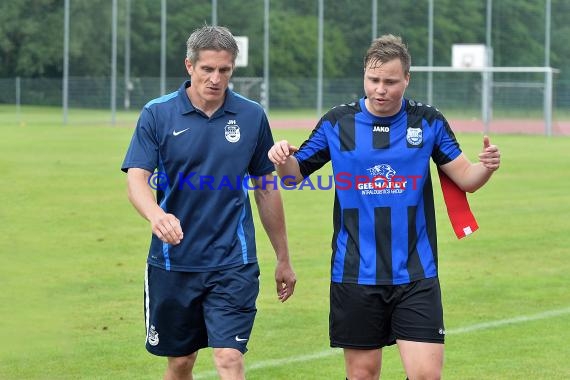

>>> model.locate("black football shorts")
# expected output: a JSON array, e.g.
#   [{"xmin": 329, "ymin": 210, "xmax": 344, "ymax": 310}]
[{"xmin": 329, "ymin": 277, "xmax": 445, "ymax": 349}]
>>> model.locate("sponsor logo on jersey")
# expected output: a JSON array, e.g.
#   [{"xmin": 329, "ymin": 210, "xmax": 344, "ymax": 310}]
[
  {"xmin": 367, "ymin": 163, "xmax": 396, "ymax": 180},
  {"xmin": 225, "ymin": 120, "xmax": 240, "ymax": 143},
  {"xmin": 351, "ymin": 164, "xmax": 421, "ymax": 196}
]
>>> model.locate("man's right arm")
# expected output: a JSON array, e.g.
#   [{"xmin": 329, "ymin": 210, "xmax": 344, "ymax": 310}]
[
  {"xmin": 267, "ymin": 140, "xmax": 304, "ymax": 185},
  {"xmin": 126, "ymin": 168, "xmax": 183, "ymax": 245}
]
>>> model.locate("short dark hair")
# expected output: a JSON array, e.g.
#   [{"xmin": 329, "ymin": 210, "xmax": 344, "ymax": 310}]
[{"xmin": 186, "ymin": 25, "xmax": 239, "ymax": 64}]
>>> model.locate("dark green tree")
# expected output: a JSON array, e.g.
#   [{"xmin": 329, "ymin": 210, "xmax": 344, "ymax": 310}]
[{"xmin": 0, "ymin": 0, "xmax": 63, "ymax": 77}]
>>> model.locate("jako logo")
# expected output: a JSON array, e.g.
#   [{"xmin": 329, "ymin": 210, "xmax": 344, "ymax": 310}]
[{"xmin": 373, "ymin": 126, "xmax": 390, "ymax": 132}]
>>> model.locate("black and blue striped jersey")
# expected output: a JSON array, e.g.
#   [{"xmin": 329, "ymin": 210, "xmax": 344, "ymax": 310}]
[
  {"xmin": 294, "ymin": 98, "xmax": 461, "ymax": 285},
  {"xmin": 122, "ymin": 81, "xmax": 275, "ymax": 272}
]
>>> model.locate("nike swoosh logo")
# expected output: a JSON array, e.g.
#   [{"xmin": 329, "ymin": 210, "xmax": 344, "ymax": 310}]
[
  {"xmin": 235, "ymin": 335, "xmax": 248, "ymax": 342},
  {"xmin": 172, "ymin": 128, "xmax": 190, "ymax": 136}
]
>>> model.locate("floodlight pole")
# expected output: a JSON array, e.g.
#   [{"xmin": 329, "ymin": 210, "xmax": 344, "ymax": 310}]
[
  {"xmin": 371, "ymin": 0, "xmax": 377, "ymax": 40},
  {"xmin": 124, "ymin": 0, "xmax": 131, "ymax": 110},
  {"xmin": 111, "ymin": 0, "xmax": 118, "ymax": 126},
  {"xmin": 427, "ymin": 0, "xmax": 434, "ymax": 105},
  {"xmin": 212, "ymin": 0, "xmax": 217, "ymax": 26},
  {"xmin": 160, "ymin": 0, "xmax": 167, "ymax": 95},
  {"xmin": 262, "ymin": 0, "xmax": 269, "ymax": 111},
  {"xmin": 316, "ymin": 0, "xmax": 324, "ymax": 118},
  {"xmin": 545, "ymin": 0, "xmax": 552, "ymax": 136},
  {"xmin": 63, "ymin": 0, "xmax": 70, "ymax": 125},
  {"xmin": 545, "ymin": 0, "xmax": 551, "ymax": 67},
  {"xmin": 482, "ymin": 0, "xmax": 493, "ymax": 133}
]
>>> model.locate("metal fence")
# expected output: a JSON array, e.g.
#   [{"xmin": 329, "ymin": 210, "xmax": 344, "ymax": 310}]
[
  {"xmin": 2, "ymin": 73, "xmax": 568, "ymax": 111},
  {"xmin": 1, "ymin": 71, "xmax": 568, "ymax": 131}
]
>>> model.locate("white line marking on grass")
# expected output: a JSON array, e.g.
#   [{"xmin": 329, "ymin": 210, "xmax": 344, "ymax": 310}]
[
  {"xmin": 446, "ymin": 306, "xmax": 570, "ymax": 334},
  {"xmin": 194, "ymin": 307, "xmax": 570, "ymax": 379},
  {"xmin": 194, "ymin": 350, "xmax": 337, "ymax": 380}
]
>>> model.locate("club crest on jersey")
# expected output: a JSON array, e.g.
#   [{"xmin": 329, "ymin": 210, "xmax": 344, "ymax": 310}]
[
  {"xmin": 225, "ymin": 120, "xmax": 241, "ymax": 143},
  {"xmin": 406, "ymin": 127, "xmax": 422, "ymax": 146}
]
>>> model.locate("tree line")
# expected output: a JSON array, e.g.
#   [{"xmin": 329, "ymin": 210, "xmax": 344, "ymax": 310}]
[{"xmin": 1, "ymin": 0, "xmax": 568, "ymax": 80}]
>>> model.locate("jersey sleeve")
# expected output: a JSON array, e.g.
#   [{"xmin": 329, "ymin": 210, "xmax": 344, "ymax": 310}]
[
  {"xmin": 293, "ymin": 118, "xmax": 331, "ymax": 178},
  {"xmin": 121, "ymin": 107, "xmax": 159, "ymax": 173},
  {"xmin": 431, "ymin": 114, "xmax": 462, "ymax": 166},
  {"xmin": 247, "ymin": 111, "xmax": 276, "ymax": 177}
]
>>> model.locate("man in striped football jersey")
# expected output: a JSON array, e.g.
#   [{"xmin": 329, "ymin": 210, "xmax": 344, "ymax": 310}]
[{"xmin": 268, "ymin": 34, "xmax": 500, "ymax": 380}]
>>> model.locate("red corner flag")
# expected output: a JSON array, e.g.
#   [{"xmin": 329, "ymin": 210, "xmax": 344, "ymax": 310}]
[{"xmin": 437, "ymin": 167, "xmax": 479, "ymax": 239}]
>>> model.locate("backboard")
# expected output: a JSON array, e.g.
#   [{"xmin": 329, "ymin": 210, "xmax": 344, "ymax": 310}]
[{"xmin": 452, "ymin": 44, "xmax": 487, "ymax": 68}]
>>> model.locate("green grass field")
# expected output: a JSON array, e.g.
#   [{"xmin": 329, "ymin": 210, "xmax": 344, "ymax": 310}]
[{"xmin": 1, "ymin": 106, "xmax": 569, "ymax": 379}]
